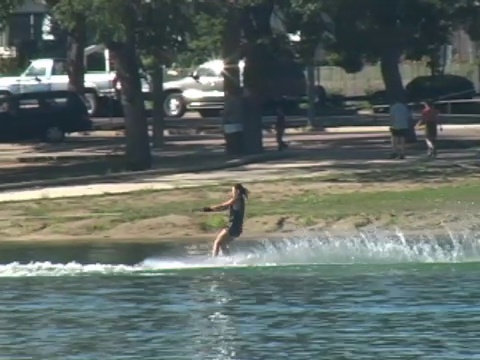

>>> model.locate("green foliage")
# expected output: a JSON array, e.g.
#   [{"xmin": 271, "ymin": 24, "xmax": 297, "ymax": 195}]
[
  {"xmin": 282, "ymin": 0, "xmax": 336, "ymax": 61},
  {"xmin": 137, "ymin": 0, "xmax": 194, "ymax": 66},
  {"xmin": 454, "ymin": 0, "xmax": 480, "ymax": 41},
  {"xmin": 45, "ymin": 0, "xmax": 89, "ymax": 31},
  {"xmin": 0, "ymin": 56, "xmax": 21, "ymax": 76},
  {"xmin": 0, "ymin": 0, "xmax": 23, "ymax": 29},
  {"xmin": 200, "ymin": 214, "xmax": 228, "ymax": 231},
  {"xmin": 283, "ymin": 0, "xmax": 476, "ymax": 73},
  {"xmin": 174, "ymin": 9, "xmax": 225, "ymax": 67},
  {"xmin": 46, "ymin": 0, "xmax": 196, "ymax": 68}
]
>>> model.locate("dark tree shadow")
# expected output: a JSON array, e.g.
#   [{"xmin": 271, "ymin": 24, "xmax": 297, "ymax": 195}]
[{"xmin": 0, "ymin": 125, "xmax": 477, "ymax": 192}]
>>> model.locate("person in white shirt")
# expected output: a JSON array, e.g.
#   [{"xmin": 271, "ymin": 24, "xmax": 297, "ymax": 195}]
[{"xmin": 389, "ymin": 102, "xmax": 410, "ymax": 159}]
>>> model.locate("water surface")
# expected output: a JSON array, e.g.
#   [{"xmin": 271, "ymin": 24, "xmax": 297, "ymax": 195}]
[{"xmin": 0, "ymin": 230, "xmax": 479, "ymax": 359}]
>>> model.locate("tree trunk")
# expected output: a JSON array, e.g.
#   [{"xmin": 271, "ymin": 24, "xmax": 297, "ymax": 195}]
[
  {"xmin": 242, "ymin": 44, "xmax": 265, "ymax": 154},
  {"xmin": 240, "ymin": 3, "xmax": 275, "ymax": 155},
  {"xmin": 107, "ymin": 8, "xmax": 151, "ymax": 171},
  {"xmin": 306, "ymin": 65, "xmax": 316, "ymax": 128},
  {"xmin": 66, "ymin": 13, "xmax": 86, "ymax": 94},
  {"xmin": 380, "ymin": 46, "xmax": 416, "ymax": 142},
  {"xmin": 15, "ymin": 42, "xmax": 26, "ymax": 70},
  {"xmin": 380, "ymin": 46, "xmax": 406, "ymax": 104},
  {"xmin": 242, "ymin": 88, "xmax": 264, "ymax": 154},
  {"xmin": 222, "ymin": 3, "xmax": 243, "ymax": 156},
  {"xmin": 151, "ymin": 64, "xmax": 165, "ymax": 148}
]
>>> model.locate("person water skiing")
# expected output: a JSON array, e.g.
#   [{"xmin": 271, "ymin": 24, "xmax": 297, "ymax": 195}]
[{"xmin": 203, "ymin": 183, "xmax": 248, "ymax": 257}]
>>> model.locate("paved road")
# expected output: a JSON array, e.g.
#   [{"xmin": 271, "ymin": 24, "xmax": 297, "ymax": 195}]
[
  {"xmin": 0, "ymin": 124, "xmax": 478, "ymax": 161},
  {"xmin": 0, "ymin": 146, "xmax": 477, "ymax": 203},
  {"xmin": 0, "ymin": 126, "xmax": 477, "ymax": 202},
  {"xmin": 92, "ymin": 112, "xmax": 480, "ymax": 131}
]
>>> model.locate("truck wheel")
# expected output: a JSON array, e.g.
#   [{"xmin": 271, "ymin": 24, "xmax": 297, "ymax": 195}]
[
  {"xmin": 44, "ymin": 126, "xmax": 66, "ymax": 143},
  {"xmin": 163, "ymin": 92, "xmax": 186, "ymax": 118},
  {"xmin": 84, "ymin": 92, "xmax": 99, "ymax": 117}
]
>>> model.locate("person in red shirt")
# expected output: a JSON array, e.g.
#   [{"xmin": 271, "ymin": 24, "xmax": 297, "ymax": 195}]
[{"xmin": 417, "ymin": 100, "xmax": 442, "ymax": 157}]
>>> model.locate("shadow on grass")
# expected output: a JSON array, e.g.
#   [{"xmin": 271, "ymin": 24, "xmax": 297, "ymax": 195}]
[
  {"xmin": 0, "ymin": 130, "xmax": 477, "ymax": 192},
  {"xmin": 23, "ymin": 132, "xmax": 224, "ymax": 156}
]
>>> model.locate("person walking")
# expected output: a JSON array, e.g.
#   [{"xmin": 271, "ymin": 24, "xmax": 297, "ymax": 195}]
[
  {"xmin": 274, "ymin": 100, "xmax": 288, "ymax": 151},
  {"xmin": 417, "ymin": 100, "xmax": 442, "ymax": 157},
  {"xmin": 389, "ymin": 101, "xmax": 410, "ymax": 159}
]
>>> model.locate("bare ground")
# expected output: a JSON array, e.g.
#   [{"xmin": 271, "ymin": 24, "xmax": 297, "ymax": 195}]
[
  {"xmin": 0, "ymin": 169, "xmax": 479, "ymax": 243},
  {"xmin": 0, "ymin": 128, "xmax": 477, "ymax": 242}
]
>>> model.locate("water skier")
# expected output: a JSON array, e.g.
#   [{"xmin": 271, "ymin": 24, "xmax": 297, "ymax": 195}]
[{"xmin": 203, "ymin": 183, "xmax": 248, "ymax": 257}]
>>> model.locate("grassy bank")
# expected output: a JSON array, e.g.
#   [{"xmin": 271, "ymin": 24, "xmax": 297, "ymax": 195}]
[{"xmin": 0, "ymin": 173, "xmax": 479, "ymax": 242}]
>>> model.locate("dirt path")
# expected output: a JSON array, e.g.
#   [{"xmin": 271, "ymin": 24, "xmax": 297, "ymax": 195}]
[{"xmin": 0, "ymin": 125, "xmax": 477, "ymax": 203}]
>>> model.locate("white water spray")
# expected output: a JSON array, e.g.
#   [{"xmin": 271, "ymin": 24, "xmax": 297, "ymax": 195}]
[
  {"xmin": 237, "ymin": 229, "xmax": 480, "ymax": 265},
  {"xmin": 0, "ymin": 229, "xmax": 478, "ymax": 277},
  {"xmin": 140, "ymin": 229, "xmax": 480, "ymax": 269}
]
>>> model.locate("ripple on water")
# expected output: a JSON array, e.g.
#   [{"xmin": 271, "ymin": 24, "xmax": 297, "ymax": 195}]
[{"xmin": 0, "ymin": 229, "xmax": 479, "ymax": 359}]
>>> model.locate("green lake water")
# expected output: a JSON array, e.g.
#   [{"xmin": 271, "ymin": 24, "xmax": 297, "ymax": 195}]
[{"xmin": 0, "ymin": 230, "xmax": 479, "ymax": 359}]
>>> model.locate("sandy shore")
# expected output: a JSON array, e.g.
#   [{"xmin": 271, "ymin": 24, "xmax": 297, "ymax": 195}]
[
  {"xmin": 0, "ymin": 126, "xmax": 477, "ymax": 244},
  {"xmin": 2, "ymin": 225, "xmax": 478, "ymax": 246}
]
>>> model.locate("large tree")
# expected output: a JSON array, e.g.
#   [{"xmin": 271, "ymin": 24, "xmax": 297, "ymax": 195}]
[
  {"xmin": 454, "ymin": 0, "xmax": 480, "ymax": 41},
  {"xmin": 105, "ymin": 0, "xmax": 151, "ymax": 170},
  {"xmin": 137, "ymin": 0, "xmax": 192, "ymax": 148},
  {"xmin": 174, "ymin": 2, "xmax": 224, "ymax": 67},
  {"xmin": 0, "ymin": 0, "xmax": 22, "ymax": 73},
  {"xmin": 0, "ymin": 0, "xmax": 20, "ymax": 25},
  {"xmin": 184, "ymin": 0, "xmax": 281, "ymax": 155},
  {"xmin": 75, "ymin": 0, "xmax": 151, "ymax": 170},
  {"xmin": 286, "ymin": 0, "xmax": 469, "ymax": 103},
  {"xmin": 46, "ymin": 0, "xmax": 87, "ymax": 95},
  {"xmin": 222, "ymin": 1, "xmax": 243, "ymax": 155}
]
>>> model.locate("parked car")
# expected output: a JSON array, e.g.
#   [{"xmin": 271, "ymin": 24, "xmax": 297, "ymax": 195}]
[
  {"xmin": 0, "ymin": 90, "xmax": 93, "ymax": 143},
  {"xmin": 369, "ymin": 74, "xmax": 476, "ymax": 111},
  {"xmin": 162, "ymin": 59, "xmax": 307, "ymax": 118},
  {"xmin": 0, "ymin": 44, "xmax": 151, "ymax": 117}
]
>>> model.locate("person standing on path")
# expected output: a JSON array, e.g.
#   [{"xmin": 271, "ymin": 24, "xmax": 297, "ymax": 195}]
[
  {"xmin": 417, "ymin": 100, "xmax": 442, "ymax": 157},
  {"xmin": 203, "ymin": 183, "xmax": 248, "ymax": 257},
  {"xmin": 274, "ymin": 101, "xmax": 289, "ymax": 151},
  {"xmin": 389, "ymin": 101, "xmax": 411, "ymax": 159}
]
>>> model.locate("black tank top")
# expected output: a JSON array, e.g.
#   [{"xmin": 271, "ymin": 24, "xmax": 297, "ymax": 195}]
[{"xmin": 228, "ymin": 196, "xmax": 245, "ymax": 229}]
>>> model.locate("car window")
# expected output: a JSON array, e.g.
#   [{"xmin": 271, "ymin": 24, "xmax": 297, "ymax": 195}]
[
  {"xmin": 16, "ymin": 97, "xmax": 70, "ymax": 113},
  {"xmin": 18, "ymin": 99, "xmax": 41, "ymax": 110},
  {"xmin": 195, "ymin": 66, "xmax": 218, "ymax": 77},
  {"xmin": 52, "ymin": 60, "xmax": 67, "ymax": 76},
  {"xmin": 45, "ymin": 96, "xmax": 68, "ymax": 105},
  {"xmin": 53, "ymin": 97, "xmax": 68, "ymax": 105},
  {"xmin": 24, "ymin": 64, "xmax": 47, "ymax": 77}
]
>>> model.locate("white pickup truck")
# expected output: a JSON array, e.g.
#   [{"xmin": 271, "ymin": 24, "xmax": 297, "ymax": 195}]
[
  {"xmin": 0, "ymin": 45, "xmax": 151, "ymax": 116},
  {"xmin": 0, "ymin": 57, "xmax": 115, "ymax": 116}
]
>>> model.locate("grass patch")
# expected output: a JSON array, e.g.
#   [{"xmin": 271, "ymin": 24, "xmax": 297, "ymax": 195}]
[
  {"xmin": 199, "ymin": 214, "xmax": 229, "ymax": 232},
  {"xmin": 1, "ymin": 179, "xmax": 480, "ymax": 240},
  {"xmin": 271, "ymin": 184, "xmax": 480, "ymax": 218}
]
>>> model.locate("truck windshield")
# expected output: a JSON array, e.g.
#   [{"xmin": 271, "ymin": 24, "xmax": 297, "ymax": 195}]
[
  {"xmin": 195, "ymin": 66, "xmax": 220, "ymax": 77},
  {"xmin": 24, "ymin": 63, "xmax": 47, "ymax": 77},
  {"xmin": 52, "ymin": 60, "xmax": 67, "ymax": 75}
]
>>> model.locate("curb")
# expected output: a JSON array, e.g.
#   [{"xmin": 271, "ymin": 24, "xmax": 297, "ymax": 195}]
[
  {"xmin": 16, "ymin": 154, "xmax": 120, "ymax": 163},
  {"xmin": 0, "ymin": 150, "xmax": 300, "ymax": 193}
]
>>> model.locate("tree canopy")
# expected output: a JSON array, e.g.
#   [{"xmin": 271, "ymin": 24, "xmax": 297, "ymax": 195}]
[
  {"xmin": 4, "ymin": 0, "xmax": 480, "ymax": 163},
  {"xmin": 0, "ymin": 0, "xmax": 21, "ymax": 29}
]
